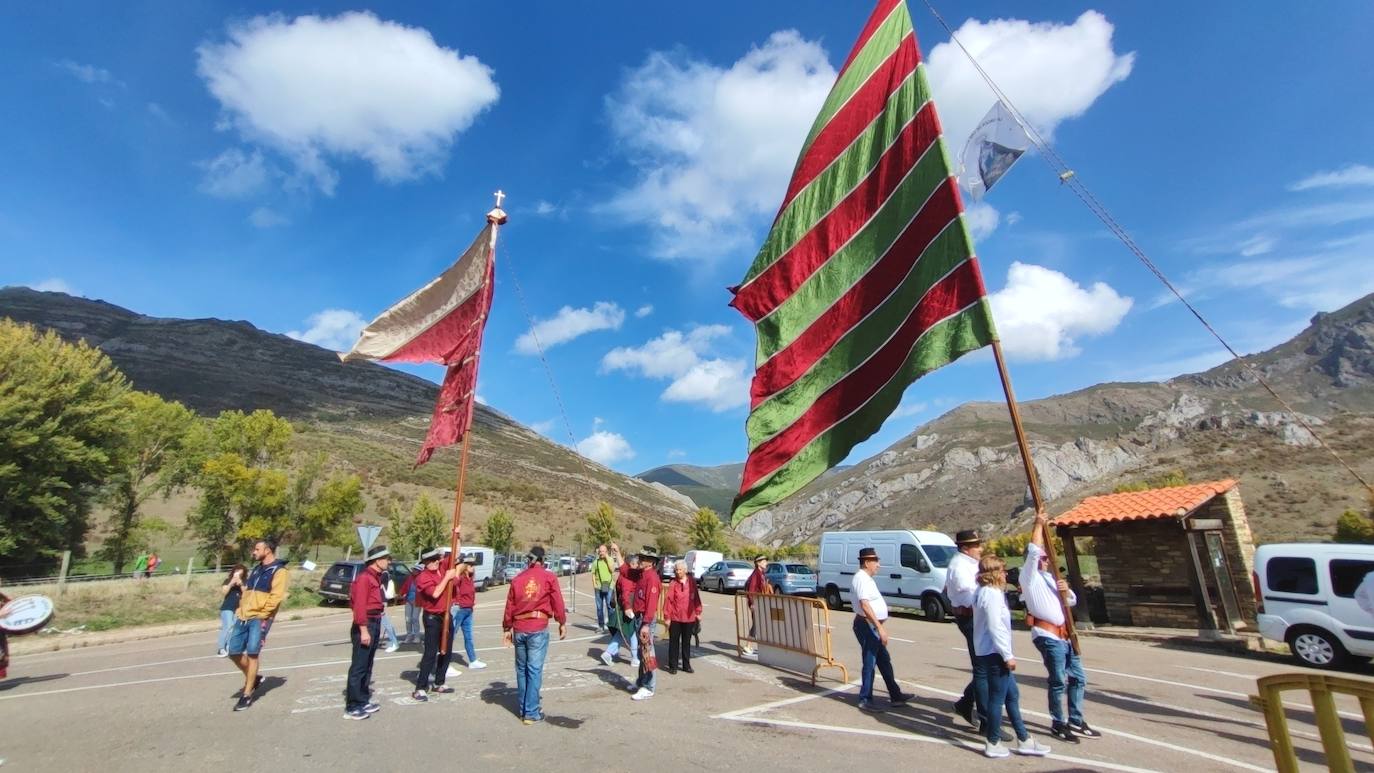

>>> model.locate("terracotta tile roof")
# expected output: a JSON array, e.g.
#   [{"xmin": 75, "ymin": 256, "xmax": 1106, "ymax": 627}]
[{"xmin": 1053, "ymin": 479, "xmax": 1238, "ymax": 528}]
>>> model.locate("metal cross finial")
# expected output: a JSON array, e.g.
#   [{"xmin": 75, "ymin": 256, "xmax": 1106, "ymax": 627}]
[{"xmin": 494, "ymin": 190, "xmax": 505, "ymax": 208}]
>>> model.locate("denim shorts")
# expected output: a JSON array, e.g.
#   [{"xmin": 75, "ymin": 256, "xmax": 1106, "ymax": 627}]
[{"xmin": 226, "ymin": 617, "xmax": 273, "ymax": 656}]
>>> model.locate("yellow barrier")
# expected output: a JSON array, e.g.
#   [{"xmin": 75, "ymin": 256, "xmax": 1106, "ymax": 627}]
[
  {"xmin": 735, "ymin": 591, "xmax": 848, "ymax": 685},
  {"xmin": 1250, "ymin": 672, "xmax": 1374, "ymax": 772}
]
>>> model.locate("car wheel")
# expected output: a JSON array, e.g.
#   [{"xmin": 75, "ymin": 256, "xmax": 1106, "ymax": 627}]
[
  {"xmin": 771, "ymin": 583, "xmax": 783, "ymax": 595},
  {"xmin": 825, "ymin": 586, "xmax": 844, "ymax": 611},
  {"xmin": 921, "ymin": 594, "xmax": 945, "ymax": 623},
  {"xmin": 1288, "ymin": 626, "xmax": 1349, "ymax": 669}
]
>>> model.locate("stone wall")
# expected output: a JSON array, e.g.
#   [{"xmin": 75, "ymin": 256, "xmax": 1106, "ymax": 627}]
[{"xmin": 1215, "ymin": 486, "xmax": 1258, "ymax": 626}]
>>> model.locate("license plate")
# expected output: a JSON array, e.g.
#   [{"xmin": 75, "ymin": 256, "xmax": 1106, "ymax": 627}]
[{"xmin": 327, "ymin": 582, "xmax": 343, "ymax": 590}]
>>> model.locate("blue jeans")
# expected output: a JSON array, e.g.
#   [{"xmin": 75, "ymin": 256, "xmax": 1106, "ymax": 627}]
[
  {"xmin": 852, "ymin": 616, "xmax": 900, "ymax": 702},
  {"xmin": 1034, "ymin": 636, "xmax": 1086, "ymax": 726},
  {"xmin": 404, "ymin": 601, "xmax": 421, "ymax": 640},
  {"xmin": 217, "ymin": 609, "xmax": 236, "ymax": 651},
  {"xmin": 594, "ymin": 587, "xmax": 613, "ymax": 629},
  {"xmin": 635, "ymin": 620, "xmax": 656, "ymax": 692},
  {"xmin": 605, "ymin": 615, "xmax": 639, "ymax": 661},
  {"xmin": 379, "ymin": 613, "xmax": 398, "ymax": 647},
  {"xmin": 514, "ymin": 630, "xmax": 550, "ymax": 720},
  {"xmin": 449, "ymin": 605, "xmax": 477, "ymax": 663},
  {"xmin": 954, "ymin": 616, "xmax": 987, "ymax": 723},
  {"xmin": 974, "ymin": 653, "xmax": 1028, "ymax": 744}
]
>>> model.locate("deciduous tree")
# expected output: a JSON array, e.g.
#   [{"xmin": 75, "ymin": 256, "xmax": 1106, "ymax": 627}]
[
  {"xmin": 585, "ymin": 502, "xmax": 620, "ymax": 548},
  {"xmin": 482, "ymin": 509, "xmax": 516, "ymax": 556},
  {"xmin": 688, "ymin": 507, "xmax": 728, "ymax": 552}
]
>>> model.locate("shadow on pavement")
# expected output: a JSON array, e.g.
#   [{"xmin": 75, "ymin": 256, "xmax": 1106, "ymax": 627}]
[{"xmin": 0, "ymin": 673, "xmax": 67, "ymax": 691}]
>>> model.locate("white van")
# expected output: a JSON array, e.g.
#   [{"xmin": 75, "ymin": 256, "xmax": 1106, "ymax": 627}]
[
  {"xmin": 460, "ymin": 546, "xmax": 497, "ymax": 591},
  {"xmin": 1254, "ymin": 543, "xmax": 1374, "ymax": 668},
  {"xmin": 684, "ymin": 550, "xmax": 724, "ymax": 580},
  {"xmin": 818, "ymin": 530, "xmax": 959, "ymax": 621}
]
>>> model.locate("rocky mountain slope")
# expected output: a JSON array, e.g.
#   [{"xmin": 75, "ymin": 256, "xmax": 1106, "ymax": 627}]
[
  {"xmin": 0, "ymin": 287, "xmax": 701, "ymax": 550},
  {"xmin": 737, "ymin": 293, "xmax": 1374, "ymax": 547}
]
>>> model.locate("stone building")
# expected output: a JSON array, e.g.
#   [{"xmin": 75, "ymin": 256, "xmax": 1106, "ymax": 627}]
[{"xmin": 1053, "ymin": 480, "xmax": 1257, "ymax": 632}]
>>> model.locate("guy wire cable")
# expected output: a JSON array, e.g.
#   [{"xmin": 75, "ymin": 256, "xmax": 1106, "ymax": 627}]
[{"xmin": 920, "ymin": 0, "xmax": 1371, "ymax": 494}]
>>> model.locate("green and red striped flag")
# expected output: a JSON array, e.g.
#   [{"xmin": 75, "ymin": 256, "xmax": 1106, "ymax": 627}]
[{"xmin": 729, "ymin": 0, "xmax": 997, "ymax": 525}]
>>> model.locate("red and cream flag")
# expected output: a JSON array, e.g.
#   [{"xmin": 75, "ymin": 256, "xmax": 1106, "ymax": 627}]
[
  {"xmin": 341, "ymin": 216, "xmax": 502, "ymax": 466},
  {"xmin": 730, "ymin": 0, "xmax": 997, "ymax": 524}
]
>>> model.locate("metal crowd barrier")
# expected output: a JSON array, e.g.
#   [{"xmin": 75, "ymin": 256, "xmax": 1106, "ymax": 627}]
[
  {"xmin": 1250, "ymin": 672, "xmax": 1374, "ymax": 772},
  {"xmin": 734, "ymin": 591, "xmax": 848, "ymax": 685}
]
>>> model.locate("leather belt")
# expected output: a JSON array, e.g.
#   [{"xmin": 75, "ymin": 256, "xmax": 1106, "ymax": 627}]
[
  {"xmin": 514, "ymin": 611, "xmax": 548, "ymax": 621},
  {"xmin": 952, "ymin": 606, "xmax": 973, "ymax": 618}
]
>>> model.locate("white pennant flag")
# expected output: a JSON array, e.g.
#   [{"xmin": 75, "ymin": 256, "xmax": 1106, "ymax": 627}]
[{"xmin": 960, "ymin": 101, "xmax": 1031, "ymax": 200}]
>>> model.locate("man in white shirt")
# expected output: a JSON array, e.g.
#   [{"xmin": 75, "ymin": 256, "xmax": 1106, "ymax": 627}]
[
  {"xmin": 944, "ymin": 529, "xmax": 986, "ymax": 730},
  {"xmin": 1024, "ymin": 511, "xmax": 1099, "ymax": 741},
  {"xmin": 851, "ymin": 547, "xmax": 912, "ymax": 712},
  {"xmin": 1355, "ymin": 571, "xmax": 1374, "ymax": 618}
]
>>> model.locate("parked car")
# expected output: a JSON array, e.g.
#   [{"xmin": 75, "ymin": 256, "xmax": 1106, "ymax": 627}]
[
  {"xmin": 503, "ymin": 560, "xmax": 527, "ymax": 582},
  {"xmin": 765, "ymin": 562, "xmax": 818, "ymax": 595},
  {"xmin": 317, "ymin": 560, "xmax": 412, "ymax": 604},
  {"xmin": 577, "ymin": 556, "xmax": 593, "ymax": 573},
  {"xmin": 490, "ymin": 554, "xmax": 508, "ymax": 587},
  {"xmin": 558, "ymin": 556, "xmax": 575, "ymax": 576},
  {"xmin": 685, "ymin": 550, "xmax": 724, "ymax": 580},
  {"xmin": 701, "ymin": 560, "xmax": 754, "ymax": 593},
  {"xmin": 818, "ymin": 529, "xmax": 959, "ymax": 621},
  {"xmin": 660, "ymin": 555, "xmax": 683, "ymax": 581},
  {"xmin": 1254, "ymin": 543, "xmax": 1374, "ymax": 668}
]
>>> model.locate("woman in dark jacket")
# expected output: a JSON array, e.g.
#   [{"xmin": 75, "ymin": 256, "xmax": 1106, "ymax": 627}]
[
  {"xmin": 663, "ymin": 560, "xmax": 703, "ymax": 674},
  {"xmin": 217, "ymin": 564, "xmax": 246, "ymax": 657}
]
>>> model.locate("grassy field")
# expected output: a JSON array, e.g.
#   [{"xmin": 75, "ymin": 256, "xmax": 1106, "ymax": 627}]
[{"xmin": 28, "ymin": 571, "xmax": 329, "ymax": 632}]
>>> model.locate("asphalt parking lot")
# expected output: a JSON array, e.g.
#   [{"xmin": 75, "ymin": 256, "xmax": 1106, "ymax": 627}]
[{"xmin": 2, "ymin": 584, "xmax": 1371, "ymax": 771}]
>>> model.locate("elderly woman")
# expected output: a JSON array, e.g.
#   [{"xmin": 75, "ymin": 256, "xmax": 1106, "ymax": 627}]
[
  {"xmin": 973, "ymin": 554, "xmax": 1050, "ymax": 759},
  {"xmin": 663, "ymin": 559, "xmax": 702, "ymax": 674}
]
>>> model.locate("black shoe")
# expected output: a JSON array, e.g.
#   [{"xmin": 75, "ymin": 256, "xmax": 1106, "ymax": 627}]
[
  {"xmin": 233, "ymin": 695, "xmax": 253, "ymax": 712},
  {"xmin": 666, "ymin": 667, "xmax": 678, "ymax": 675},
  {"xmin": 891, "ymin": 692, "xmax": 914, "ymax": 706},
  {"xmin": 858, "ymin": 699, "xmax": 885, "ymax": 713},
  {"xmin": 411, "ymin": 690, "xmax": 429, "ymax": 702},
  {"xmin": 954, "ymin": 701, "xmax": 976, "ymax": 728},
  {"xmin": 362, "ymin": 702, "xmax": 381, "ymax": 714},
  {"xmin": 1050, "ymin": 723, "xmax": 1080, "ymax": 743},
  {"xmin": 681, "ymin": 665, "xmax": 694, "ymax": 673},
  {"xmin": 252, "ymin": 675, "xmax": 264, "ymax": 693},
  {"xmin": 1069, "ymin": 720, "xmax": 1101, "ymax": 739}
]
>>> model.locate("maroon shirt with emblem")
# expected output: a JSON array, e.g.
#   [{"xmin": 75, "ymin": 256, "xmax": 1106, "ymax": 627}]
[
  {"xmin": 502, "ymin": 564, "xmax": 567, "ymax": 633},
  {"xmin": 634, "ymin": 567, "xmax": 662, "ymax": 623}
]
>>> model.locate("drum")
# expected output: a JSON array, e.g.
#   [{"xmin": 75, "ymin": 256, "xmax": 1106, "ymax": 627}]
[{"xmin": 0, "ymin": 595, "xmax": 55, "ymax": 635}]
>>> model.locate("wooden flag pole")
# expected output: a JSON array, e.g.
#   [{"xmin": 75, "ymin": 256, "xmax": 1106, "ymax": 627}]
[
  {"xmin": 439, "ymin": 192, "xmax": 507, "ymax": 654},
  {"xmin": 990, "ymin": 338, "xmax": 1082, "ymax": 654}
]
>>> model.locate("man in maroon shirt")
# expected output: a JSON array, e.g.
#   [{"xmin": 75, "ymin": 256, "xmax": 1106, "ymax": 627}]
[
  {"xmin": 601, "ymin": 546, "xmax": 640, "ymax": 667},
  {"xmin": 502, "ymin": 546, "xmax": 567, "ymax": 724},
  {"xmin": 743, "ymin": 554, "xmax": 773, "ymax": 656},
  {"xmin": 345, "ymin": 544, "xmax": 391, "ymax": 720},
  {"xmin": 631, "ymin": 547, "xmax": 662, "ymax": 700},
  {"xmin": 412, "ymin": 547, "xmax": 460, "ymax": 701}
]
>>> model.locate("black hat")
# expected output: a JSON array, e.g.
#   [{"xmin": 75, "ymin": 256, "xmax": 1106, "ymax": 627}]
[
  {"xmin": 528, "ymin": 545, "xmax": 546, "ymax": 563},
  {"xmin": 955, "ymin": 529, "xmax": 983, "ymax": 546},
  {"xmin": 420, "ymin": 547, "xmax": 443, "ymax": 562},
  {"xmin": 753, "ymin": 554, "xmax": 768, "ymax": 563},
  {"xmin": 638, "ymin": 546, "xmax": 660, "ymax": 562},
  {"xmin": 857, "ymin": 547, "xmax": 879, "ymax": 562},
  {"xmin": 365, "ymin": 544, "xmax": 391, "ymax": 562}
]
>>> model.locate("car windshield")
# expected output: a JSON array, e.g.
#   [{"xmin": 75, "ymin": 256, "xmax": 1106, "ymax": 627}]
[
  {"xmin": 922, "ymin": 545, "xmax": 957, "ymax": 568},
  {"xmin": 325, "ymin": 564, "xmax": 356, "ymax": 581},
  {"xmin": 726, "ymin": 561, "xmax": 751, "ymax": 570},
  {"xmin": 785, "ymin": 564, "xmax": 813, "ymax": 574}
]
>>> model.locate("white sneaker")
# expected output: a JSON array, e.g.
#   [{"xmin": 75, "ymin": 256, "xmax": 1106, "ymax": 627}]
[
  {"xmin": 1013, "ymin": 738, "xmax": 1051, "ymax": 757},
  {"xmin": 630, "ymin": 658, "xmax": 640, "ymax": 668},
  {"xmin": 631, "ymin": 687, "xmax": 654, "ymax": 701},
  {"xmin": 983, "ymin": 741, "xmax": 1009, "ymax": 759},
  {"xmin": 385, "ymin": 643, "xmax": 399, "ymax": 653},
  {"xmin": 217, "ymin": 649, "xmax": 228, "ymax": 658},
  {"xmin": 600, "ymin": 651, "xmax": 615, "ymax": 667},
  {"xmin": 468, "ymin": 659, "xmax": 487, "ymax": 670}
]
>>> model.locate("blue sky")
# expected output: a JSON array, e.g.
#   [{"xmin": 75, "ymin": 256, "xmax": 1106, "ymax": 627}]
[{"xmin": 4, "ymin": 1, "xmax": 1373, "ymax": 476}]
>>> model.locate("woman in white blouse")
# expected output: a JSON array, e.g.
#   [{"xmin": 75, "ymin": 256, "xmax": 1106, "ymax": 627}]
[{"xmin": 973, "ymin": 555, "xmax": 1050, "ymax": 759}]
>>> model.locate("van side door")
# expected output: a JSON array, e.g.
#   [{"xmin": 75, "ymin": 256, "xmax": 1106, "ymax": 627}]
[
  {"xmin": 899, "ymin": 543, "xmax": 933, "ymax": 599},
  {"xmin": 872, "ymin": 542, "xmax": 902, "ymax": 607},
  {"xmin": 1329, "ymin": 557, "xmax": 1374, "ymax": 651}
]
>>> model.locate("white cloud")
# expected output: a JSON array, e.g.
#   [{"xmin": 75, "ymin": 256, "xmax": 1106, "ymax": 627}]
[
  {"xmin": 891, "ymin": 398, "xmax": 929, "ymax": 419},
  {"xmin": 964, "ymin": 202, "xmax": 1000, "ymax": 241},
  {"xmin": 53, "ymin": 59, "xmax": 122, "ymax": 86},
  {"xmin": 533, "ymin": 200, "xmax": 557, "ymax": 216},
  {"xmin": 196, "ymin": 11, "xmax": 499, "ymax": 194},
  {"xmin": 515, "ymin": 301, "xmax": 625, "ymax": 355},
  {"xmin": 601, "ymin": 325, "xmax": 750, "ymax": 412},
  {"xmin": 1290, "ymin": 164, "xmax": 1374, "ymax": 192},
  {"xmin": 926, "ymin": 12, "xmax": 1134, "ymax": 163},
  {"xmin": 248, "ymin": 207, "xmax": 289, "ymax": 228},
  {"xmin": 667, "ymin": 449, "xmax": 688, "ymax": 460},
  {"xmin": 1238, "ymin": 234, "xmax": 1274, "ymax": 257},
  {"xmin": 577, "ymin": 430, "xmax": 635, "ymax": 466},
  {"xmin": 634, "ymin": 304, "xmax": 654, "ymax": 318},
  {"xmin": 147, "ymin": 102, "xmax": 173, "ymax": 124},
  {"xmin": 1175, "ymin": 243, "xmax": 1374, "ymax": 312},
  {"xmin": 529, "ymin": 419, "xmax": 556, "ymax": 436},
  {"xmin": 198, "ymin": 148, "xmax": 270, "ymax": 198},
  {"xmin": 988, "ymin": 262, "xmax": 1133, "ymax": 360},
  {"xmin": 286, "ymin": 308, "xmax": 368, "ymax": 351},
  {"xmin": 28, "ymin": 278, "xmax": 78, "ymax": 295},
  {"xmin": 603, "ymin": 31, "xmax": 837, "ymax": 261},
  {"xmin": 1005, "ymin": 211, "xmax": 1023, "ymax": 227}
]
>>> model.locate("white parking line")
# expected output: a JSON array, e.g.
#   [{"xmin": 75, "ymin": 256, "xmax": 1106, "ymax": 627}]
[{"xmin": 1182, "ymin": 665, "xmax": 1260, "ymax": 680}]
